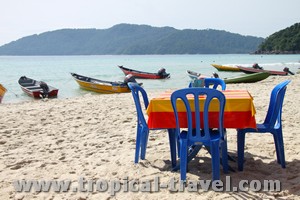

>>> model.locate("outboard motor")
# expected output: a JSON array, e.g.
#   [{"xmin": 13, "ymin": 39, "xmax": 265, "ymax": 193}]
[
  {"xmin": 39, "ymin": 81, "xmax": 49, "ymax": 98},
  {"xmin": 252, "ymin": 63, "xmax": 263, "ymax": 70},
  {"xmin": 158, "ymin": 68, "xmax": 168, "ymax": 77},
  {"xmin": 212, "ymin": 72, "xmax": 219, "ymax": 78},
  {"xmin": 283, "ymin": 67, "xmax": 295, "ymax": 75},
  {"xmin": 124, "ymin": 74, "xmax": 137, "ymax": 84}
]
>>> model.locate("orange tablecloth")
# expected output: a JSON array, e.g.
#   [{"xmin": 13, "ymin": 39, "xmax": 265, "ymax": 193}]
[{"xmin": 146, "ymin": 90, "xmax": 257, "ymax": 129}]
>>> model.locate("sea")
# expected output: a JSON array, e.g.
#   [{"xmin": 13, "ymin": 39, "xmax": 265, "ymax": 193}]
[{"xmin": 1, "ymin": 54, "xmax": 299, "ymax": 103}]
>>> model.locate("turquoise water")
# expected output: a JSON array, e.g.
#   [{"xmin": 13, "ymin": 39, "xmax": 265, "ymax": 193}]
[{"xmin": 1, "ymin": 54, "xmax": 299, "ymax": 103}]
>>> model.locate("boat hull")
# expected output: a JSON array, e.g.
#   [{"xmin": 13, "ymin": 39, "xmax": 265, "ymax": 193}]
[
  {"xmin": 71, "ymin": 73, "xmax": 131, "ymax": 94},
  {"xmin": 223, "ymin": 72, "xmax": 270, "ymax": 84},
  {"xmin": 0, "ymin": 84, "xmax": 7, "ymax": 103},
  {"xmin": 118, "ymin": 66, "xmax": 170, "ymax": 79},
  {"xmin": 211, "ymin": 64, "xmax": 240, "ymax": 72},
  {"xmin": 237, "ymin": 66, "xmax": 288, "ymax": 76},
  {"xmin": 186, "ymin": 70, "xmax": 201, "ymax": 79},
  {"xmin": 20, "ymin": 87, "xmax": 58, "ymax": 98},
  {"xmin": 74, "ymin": 79, "xmax": 130, "ymax": 94}
]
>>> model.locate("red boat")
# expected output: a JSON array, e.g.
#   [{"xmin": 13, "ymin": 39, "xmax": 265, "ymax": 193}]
[
  {"xmin": 118, "ymin": 66, "xmax": 170, "ymax": 79},
  {"xmin": 237, "ymin": 66, "xmax": 293, "ymax": 76},
  {"xmin": 18, "ymin": 76, "xmax": 58, "ymax": 98}
]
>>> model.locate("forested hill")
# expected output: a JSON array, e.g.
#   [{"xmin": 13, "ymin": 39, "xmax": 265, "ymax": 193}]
[
  {"xmin": 255, "ymin": 23, "xmax": 300, "ymax": 54},
  {"xmin": 0, "ymin": 24, "xmax": 264, "ymax": 55}
]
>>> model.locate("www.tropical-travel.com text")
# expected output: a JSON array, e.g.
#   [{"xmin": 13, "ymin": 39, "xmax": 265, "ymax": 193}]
[{"xmin": 13, "ymin": 176, "xmax": 281, "ymax": 196}]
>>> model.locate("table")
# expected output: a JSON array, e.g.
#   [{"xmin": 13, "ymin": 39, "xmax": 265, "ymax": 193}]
[
  {"xmin": 147, "ymin": 90, "xmax": 256, "ymax": 129},
  {"xmin": 146, "ymin": 90, "xmax": 257, "ymax": 168}
]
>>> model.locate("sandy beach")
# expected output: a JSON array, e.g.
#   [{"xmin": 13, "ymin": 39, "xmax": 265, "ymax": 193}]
[{"xmin": 0, "ymin": 74, "xmax": 299, "ymax": 199}]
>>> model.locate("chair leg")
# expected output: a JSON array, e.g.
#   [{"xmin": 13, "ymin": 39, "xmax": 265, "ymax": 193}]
[
  {"xmin": 180, "ymin": 139, "xmax": 188, "ymax": 182},
  {"xmin": 177, "ymin": 139, "xmax": 181, "ymax": 158},
  {"xmin": 272, "ymin": 132, "xmax": 281, "ymax": 165},
  {"xmin": 140, "ymin": 128, "xmax": 149, "ymax": 160},
  {"xmin": 134, "ymin": 126, "xmax": 142, "ymax": 163},
  {"xmin": 221, "ymin": 141, "xmax": 229, "ymax": 174},
  {"xmin": 275, "ymin": 129, "xmax": 286, "ymax": 168},
  {"xmin": 210, "ymin": 142, "xmax": 220, "ymax": 181},
  {"xmin": 237, "ymin": 130, "xmax": 246, "ymax": 171}
]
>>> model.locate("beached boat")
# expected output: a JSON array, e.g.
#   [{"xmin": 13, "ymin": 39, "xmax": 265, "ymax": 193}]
[
  {"xmin": 188, "ymin": 70, "xmax": 270, "ymax": 84},
  {"xmin": 118, "ymin": 65, "xmax": 170, "ymax": 79},
  {"xmin": 211, "ymin": 64, "xmax": 240, "ymax": 72},
  {"xmin": 71, "ymin": 73, "xmax": 141, "ymax": 94},
  {"xmin": 222, "ymin": 72, "xmax": 270, "ymax": 84},
  {"xmin": 0, "ymin": 84, "xmax": 7, "ymax": 103},
  {"xmin": 237, "ymin": 66, "xmax": 293, "ymax": 76},
  {"xmin": 186, "ymin": 70, "xmax": 201, "ymax": 79},
  {"xmin": 18, "ymin": 76, "xmax": 58, "ymax": 98}
]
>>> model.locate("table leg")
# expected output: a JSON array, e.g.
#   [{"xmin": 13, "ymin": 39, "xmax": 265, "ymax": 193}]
[{"xmin": 168, "ymin": 129, "xmax": 177, "ymax": 169}]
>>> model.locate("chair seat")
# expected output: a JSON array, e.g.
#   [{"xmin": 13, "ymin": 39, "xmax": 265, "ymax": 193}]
[
  {"xmin": 181, "ymin": 129, "xmax": 223, "ymax": 144},
  {"xmin": 210, "ymin": 129, "xmax": 222, "ymax": 140},
  {"xmin": 239, "ymin": 123, "xmax": 278, "ymax": 133}
]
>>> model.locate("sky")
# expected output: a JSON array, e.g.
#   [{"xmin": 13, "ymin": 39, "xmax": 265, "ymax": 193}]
[{"xmin": 1, "ymin": 0, "xmax": 300, "ymax": 46}]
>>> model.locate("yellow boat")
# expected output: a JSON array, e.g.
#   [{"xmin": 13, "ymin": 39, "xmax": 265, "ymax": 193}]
[
  {"xmin": 211, "ymin": 64, "xmax": 240, "ymax": 72},
  {"xmin": 0, "ymin": 84, "xmax": 7, "ymax": 103},
  {"xmin": 71, "ymin": 73, "xmax": 141, "ymax": 94}
]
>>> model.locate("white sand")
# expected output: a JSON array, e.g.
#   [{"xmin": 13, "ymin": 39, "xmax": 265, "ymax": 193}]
[{"xmin": 0, "ymin": 74, "xmax": 299, "ymax": 199}]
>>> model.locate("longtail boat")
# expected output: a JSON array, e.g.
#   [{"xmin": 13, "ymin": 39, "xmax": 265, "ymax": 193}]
[
  {"xmin": 0, "ymin": 84, "xmax": 7, "ymax": 103},
  {"xmin": 188, "ymin": 70, "xmax": 270, "ymax": 84},
  {"xmin": 18, "ymin": 76, "xmax": 58, "ymax": 98},
  {"xmin": 237, "ymin": 66, "xmax": 293, "ymax": 76},
  {"xmin": 223, "ymin": 72, "xmax": 270, "ymax": 84},
  {"xmin": 118, "ymin": 65, "xmax": 170, "ymax": 79},
  {"xmin": 71, "ymin": 73, "xmax": 142, "ymax": 94},
  {"xmin": 211, "ymin": 64, "xmax": 240, "ymax": 72}
]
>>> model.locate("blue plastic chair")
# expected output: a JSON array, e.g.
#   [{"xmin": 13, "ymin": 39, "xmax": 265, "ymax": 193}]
[
  {"xmin": 127, "ymin": 82, "xmax": 150, "ymax": 163},
  {"xmin": 189, "ymin": 78, "xmax": 226, "ymax": 90},
  {"xmin": 171, "ymin": 88, "xmax": 228, "ymax": 181},
  {"xmin": 204, "ymin": 78, "xmax": 226, "ymax": 90},
  {"xmin": 237, "ymin": 80, "xmax": 291, "ymax": 171}
]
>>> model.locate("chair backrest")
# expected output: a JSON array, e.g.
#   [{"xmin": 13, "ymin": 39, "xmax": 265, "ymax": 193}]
[
  {"xmin": 127, "ymin": 82, "xmax": 149, "ymax": 126},
  {"xmin": 264, "ymin": 80, "xmax": 291, "ymax": 128},
  {"xmin": 204, "ymin": 78, "xmax": 226, "ymax": 90},
  {"xmin": 189, "ymin": 78, "xmax": 226, "ymax": 90},
  {"xmin": 171, "ymin": 88, "xmax": 226, "ymax": 143}
]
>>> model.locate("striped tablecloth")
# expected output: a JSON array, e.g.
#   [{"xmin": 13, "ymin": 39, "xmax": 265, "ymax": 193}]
[{"xmin": 146, "ymin": 90, "xmax": 257, "ymax": 129}]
